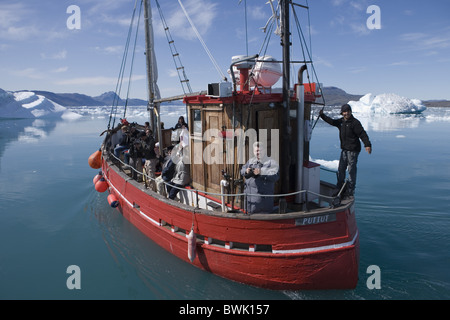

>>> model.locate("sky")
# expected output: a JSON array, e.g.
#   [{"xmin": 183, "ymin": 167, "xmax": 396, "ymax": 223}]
[{"xmin": 0, "ymin": 0, "xmax": 449, "ymax": 101}]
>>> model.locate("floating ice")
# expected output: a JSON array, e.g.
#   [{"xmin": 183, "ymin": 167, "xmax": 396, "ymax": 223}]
[
  {"xmin": 310, "ymin": 157, "xmax": 339, "ymax": 172},
  {"xmin": 0, "ymin": 88, "xmax": 81, "ymax": 119},
  {"xmin": 348, "ymin": 93, "xmax": 426, "ymax": 114}
]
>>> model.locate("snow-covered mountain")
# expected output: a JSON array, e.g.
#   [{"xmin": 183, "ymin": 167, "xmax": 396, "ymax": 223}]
[{"xmin": 0, "ymin": 89, "xmax": 80, "ymax": 119}]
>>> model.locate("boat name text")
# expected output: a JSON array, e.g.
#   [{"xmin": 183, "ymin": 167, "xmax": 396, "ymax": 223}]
[{"xmin": 296, "ymin": 213, "xmax": 336, "ymax": 226}]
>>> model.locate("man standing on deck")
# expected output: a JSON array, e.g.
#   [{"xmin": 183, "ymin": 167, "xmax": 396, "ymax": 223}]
[
  {"xmin": 241, "ymin": 141, "xmax": 279, "ymax": 213},
  {"xmin": 319, "ymin": 104, "xmax": 372, "ymax": 198}
]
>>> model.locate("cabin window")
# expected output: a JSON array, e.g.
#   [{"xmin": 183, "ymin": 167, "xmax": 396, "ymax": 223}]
[{"xmin": 192, "ymin": 109, "xmax": 202, "ymax": 136}]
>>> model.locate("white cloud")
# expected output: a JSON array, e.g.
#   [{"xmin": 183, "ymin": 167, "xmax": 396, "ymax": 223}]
[
  {"xmin": 55, "ymin": 75, "xmax": 146, "ymax": 86},
  {"xmin": 55, "ymin": 76, "xmax": 120, "ymax": 86},
  {"xmin": 95, "ymin": 46, "xmax": 124, "ymax": 54},
  {"xmin": 349, "ymin": 66, "xmax": 367, "ymax": 74},
  {"xmin": 52, "ymin": 67, "xmax": 69, "ymax": 73},
  {"xmin": 11, "ymin": 68, "xmax": 44, "ymax": 79},
  {"xmin": 157, "ymin": 0, "xmax": 219, "ymax": 40},
  {"xmin": 248, "ymin": 6, "xmax": 267, "ymax": 20},
  {"xmin": 400, "ymin": 30, "xmax": 450, "ymax": 52},
  {"xmin": 0, "ymin": 2, "xmax": 64, "ymax": 41},
  {"xmin": 350, "ymin": 23, "xmax": 370, "ymax": 36},
  {"xmin": 313, "ymin": 55, "xmax": 333, "ymax": 68},
  {"xmin": 0, "ymin": 3, "xmax": 42, "ymax": 40},
  {"xmin": 0, "ymin": 3, "xmax": 23, "ymax": 28},
  {"xmin": 168, "ymin": 69, "xmax": 178, "ymax": 78},
  {"xmin": 41, "ymin": 50, "xmax": 68, "ymax": 60},
  {"xmin": 0, "ymin": 25, "xmax": 40, "ymax": 41},
  {"xmin": 389, "ymin": 61, "xmax": 411, "ymax": 66}
]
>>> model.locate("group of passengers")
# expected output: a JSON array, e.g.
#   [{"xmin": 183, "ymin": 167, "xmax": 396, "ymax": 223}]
[
  {"xmin": 111, "ymin": 118, "xmax": 191, "ymax": 203},
  {"xmin": 110, "ymin": 117, "xmax": 283, "ymax": 213}
]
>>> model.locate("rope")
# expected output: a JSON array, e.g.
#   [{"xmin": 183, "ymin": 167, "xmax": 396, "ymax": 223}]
[
  {"xmin": 239, "ymin": 0, "xmax": 249, "ymax": 56},
  {"xmin": 107, "ymin": 0, "xmax": 140, "ymax": 130},
  {"xmin": 123, "ymin": 0, "xmax": 143, "ymax": 119},
  {"xmin": 177, "ymin": 0, "xmax": 226, "ymax": 81},
  {"xmin": 290, "ymin": 2, "xmax": 326, "ymax": 131},
  {"xmin": 109, "ymin": 151, "xmax": 337, "ymax": 203}
]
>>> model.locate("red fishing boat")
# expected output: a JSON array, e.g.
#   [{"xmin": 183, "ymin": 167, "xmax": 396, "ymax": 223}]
[{"xmin": 89, "ymin": 0, "xmax": 359, "ymax": 290}]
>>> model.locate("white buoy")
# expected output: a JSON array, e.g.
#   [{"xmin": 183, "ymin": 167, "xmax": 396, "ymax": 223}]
[
  {"xmin": 250, "ymin": 55, "xmax": 282, "ymax": 88},
  {"xmin": 187, "ymin": 228, "xmax": 196, "ymax": 263}
]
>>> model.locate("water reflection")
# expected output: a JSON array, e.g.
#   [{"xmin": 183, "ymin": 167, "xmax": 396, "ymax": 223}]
[
  {"xmin": 0, "ymin": 119, "xmax": 59, "ymax": 171},
  {"xmin": 358, "ymin": 113, "xmax": 422, "ymax": 132}
]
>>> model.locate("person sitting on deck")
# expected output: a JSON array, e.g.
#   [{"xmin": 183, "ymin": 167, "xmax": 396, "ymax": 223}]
[
  {"xmin": 241, "ymin": 141, "xmax": 279, "ymax": 214},
  {"xmin": 167, "ymin": 145, "xmax": 190, "ymax": 202},
  {"xmin": 114, "ymin": 125, "xmax": 131, "ymax": 163},
  {"xmin": 155, "ymin": 145, "xmax": 175, "ymax": 197}
]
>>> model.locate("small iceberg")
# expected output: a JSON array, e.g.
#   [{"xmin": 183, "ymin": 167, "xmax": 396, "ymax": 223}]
[
  {"xmin": 0, "ymin": 88, "xmax": 81, "ymax": 119},
  {"xmin": 348, "ymin": 93, "xmax": 426, "ymax": 114}
]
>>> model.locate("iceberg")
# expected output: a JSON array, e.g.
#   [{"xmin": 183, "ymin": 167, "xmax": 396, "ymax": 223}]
[
  {"xmin": 348, "ymin": 93, "xmax": 426, "ymax": 114},
  {"xmin": 0, "ymin": 88, "xmax": 81, "ymax": 119}
]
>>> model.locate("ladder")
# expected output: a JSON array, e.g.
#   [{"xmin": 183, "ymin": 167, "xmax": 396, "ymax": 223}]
[{"xmin": 155, "ymin": 0, "xmax": 192, "ymax": 95}]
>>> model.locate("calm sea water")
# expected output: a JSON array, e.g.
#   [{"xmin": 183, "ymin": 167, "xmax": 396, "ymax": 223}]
[{"xmin": 1, "ymin": 105, "xmax": 449, "ymax": 301}]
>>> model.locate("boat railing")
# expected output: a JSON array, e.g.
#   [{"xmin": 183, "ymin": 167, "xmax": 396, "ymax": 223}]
[{"xmin": 107, "ymin": 151, "xmax": 342, "ymax": 214}]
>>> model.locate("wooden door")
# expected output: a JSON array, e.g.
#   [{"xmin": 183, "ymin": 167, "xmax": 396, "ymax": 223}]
[{"xmin": 204, "ymin": 111, "xmax": 225, "ymax": 193}]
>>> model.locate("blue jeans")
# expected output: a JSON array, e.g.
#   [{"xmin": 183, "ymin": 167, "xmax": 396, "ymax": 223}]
[
  {"xmin": 167, "ymin": 183, "xmax": 185, "ymax": 200},
  {"xmin": 114, "ymin": 146, "xmax": 129, "ymax": 163},
  {"xmin": 338, "ymin": 150, "xmax": 359, "ymax": 195}
]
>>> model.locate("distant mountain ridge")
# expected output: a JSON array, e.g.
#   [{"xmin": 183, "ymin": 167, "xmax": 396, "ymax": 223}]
[
  {"xmin": 31, "ymin": 90, "xmax": 147, "ymax": 107},
  {"xmin": 30, "ymin": 87, "xmax": 363, "ymax": 107},
  {"xmin": 320, "ymin": 87, "xmax": 363, "ymax": 106},
  {"xmin": 11, "ymin": 87, "xmax": 450, "ymax": 108}
]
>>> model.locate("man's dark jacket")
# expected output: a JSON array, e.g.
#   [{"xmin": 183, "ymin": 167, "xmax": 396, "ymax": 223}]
[{"xmin": 320, "ymin": 113, "xmax": 371, "ymax": 152}]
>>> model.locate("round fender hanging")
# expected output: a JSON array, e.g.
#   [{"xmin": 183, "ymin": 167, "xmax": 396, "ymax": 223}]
[
  {"xmin": 187, "ymin": 228, "xmax": 196, "ymax": 263},
  {"xmin": 95, "ymin": 177, "xmax": 108, "ymax": 193},
  {"xmin": 93, "ymin": 171, "xmax": 102, "ymax": 185},
  {"xmin": 107, "ymin": 194, "xmax": 119, "ymax": 208},
  {"xmin": 88, "ymin": 149, "xmax": 102, "ymax": 169}
]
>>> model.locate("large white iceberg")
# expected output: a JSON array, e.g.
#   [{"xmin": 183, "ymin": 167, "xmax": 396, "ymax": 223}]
[
  {"xmin": 348, "ymin": 93, "xmax": 426, "ymax": 114},
  {"xmin": 0, "ymin": 88, "xmax": 80, "ymax": 119}
]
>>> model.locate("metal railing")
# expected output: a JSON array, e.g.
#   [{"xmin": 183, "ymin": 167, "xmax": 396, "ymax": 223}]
[{"xmin": 106, "ymin": 151, "xmax": 343, "ymax": 214}]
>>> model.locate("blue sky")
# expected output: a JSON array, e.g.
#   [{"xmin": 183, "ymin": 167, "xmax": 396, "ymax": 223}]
[{"xmin": 1, "ymin": 0, "xmax": 449, "ymax": 101}]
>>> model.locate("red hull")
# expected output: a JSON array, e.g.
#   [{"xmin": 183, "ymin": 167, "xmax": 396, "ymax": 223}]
[{"xmin": 101, "ymin": 160, "xmax": 359, "ymax": 290}]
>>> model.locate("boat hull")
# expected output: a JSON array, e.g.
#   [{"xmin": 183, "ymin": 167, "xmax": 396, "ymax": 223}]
[{"xmin": 101, "ymin": 159, "xmax": 359, "ymax": 290}]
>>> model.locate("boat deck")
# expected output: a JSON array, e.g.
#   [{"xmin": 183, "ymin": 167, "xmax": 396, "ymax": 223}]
[{"xmin": 108, "ymin": 152, "xmax": 352, "ymax": 219}]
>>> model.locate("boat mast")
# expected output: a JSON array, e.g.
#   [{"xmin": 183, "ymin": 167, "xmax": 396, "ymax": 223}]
[
  {"xmin": 280, "ymin": 0, "xmax": 291, "ymax": 194},
  {"xmin": 143, "ymin": 0, "xmax": 156, "ymax": 133},
  {"xmin": 143, "ymin": 0, "xmax": 163, "ymax": 150}
]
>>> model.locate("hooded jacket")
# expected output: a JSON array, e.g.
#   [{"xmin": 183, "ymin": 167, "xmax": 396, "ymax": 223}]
[{"xmin": 320, "ymin": 113, "xmax": 371, "ymax": 152}]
